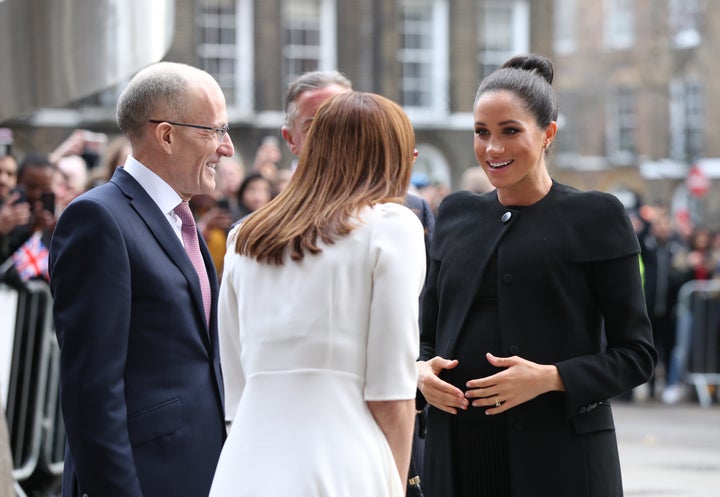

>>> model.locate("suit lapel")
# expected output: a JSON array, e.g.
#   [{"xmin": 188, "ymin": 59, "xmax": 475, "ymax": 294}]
[{"xmin": 111, "ymin": 169, "xmax": 213, "ymax": 344}]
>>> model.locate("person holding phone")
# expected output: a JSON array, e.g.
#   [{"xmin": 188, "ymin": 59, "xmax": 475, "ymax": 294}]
[{"xmin": 0, "ymin": 154, "xmax": 56, "ymax": 281}]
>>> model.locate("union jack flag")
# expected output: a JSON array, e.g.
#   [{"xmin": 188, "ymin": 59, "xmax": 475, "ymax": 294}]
[{"xmin": 12, "ymin": 232, "xmax": 49, "ymax": 281}]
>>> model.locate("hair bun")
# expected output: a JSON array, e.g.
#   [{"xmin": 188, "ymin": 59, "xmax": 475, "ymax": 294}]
[{"xmin": 501, "ymin": 54, "xmax": 554, "ymax": 85}]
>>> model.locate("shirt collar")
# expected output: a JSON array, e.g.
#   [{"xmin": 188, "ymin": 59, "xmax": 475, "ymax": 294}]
[{"xmin": 122, "ymin": 155, "xmax": 183, "ymax": 216}]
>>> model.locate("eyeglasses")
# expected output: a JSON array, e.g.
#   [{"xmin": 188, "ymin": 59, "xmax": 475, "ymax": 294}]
[{"xmin": 148, "ymin": 119, "xmax": 230, "ymax": 141}]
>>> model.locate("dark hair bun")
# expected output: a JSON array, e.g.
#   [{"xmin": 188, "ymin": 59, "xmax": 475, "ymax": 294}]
[{"xmin": 502, "ymin": 54, "xmax": 554, "ymax": 85}]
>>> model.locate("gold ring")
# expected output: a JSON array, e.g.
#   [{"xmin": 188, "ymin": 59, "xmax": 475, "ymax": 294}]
[{"xmin": 495, "ymin": 399, "xmax": 501, "ymax": 408}]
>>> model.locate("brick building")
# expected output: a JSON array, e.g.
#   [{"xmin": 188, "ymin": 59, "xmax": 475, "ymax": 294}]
[{"xmin": 4, "ymin": 0, "xmax": 720, "ymax": 224}]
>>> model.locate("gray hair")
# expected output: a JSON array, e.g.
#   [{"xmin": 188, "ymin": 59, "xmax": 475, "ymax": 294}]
[
  {"xmin": 116, "ymin": 62, "xmax": 208, "ymax": 142},
  {"xmin": 283, "ymin": 70, "xmax": 352, "ymax": 129}
]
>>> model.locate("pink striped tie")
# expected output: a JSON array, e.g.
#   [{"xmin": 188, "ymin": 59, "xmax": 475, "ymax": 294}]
[{"xmin": 174, "ymin": 201, "xmax": 211, "ymax": 326}]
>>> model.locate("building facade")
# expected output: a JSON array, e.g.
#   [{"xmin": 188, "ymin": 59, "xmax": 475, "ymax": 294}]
[{"xmin": 5, "ymin": 0, "xmax": 720, "ymax": 224}]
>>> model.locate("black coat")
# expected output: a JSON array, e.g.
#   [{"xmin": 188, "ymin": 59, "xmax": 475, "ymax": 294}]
[{"xmin": 419, "ymin": 181, "xmax": 656, "ymax": 497}]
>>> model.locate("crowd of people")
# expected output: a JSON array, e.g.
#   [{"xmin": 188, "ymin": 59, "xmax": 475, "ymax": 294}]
[{"xmin": 0, "ymin": 52, "xmax": 715, "ymax": 497}]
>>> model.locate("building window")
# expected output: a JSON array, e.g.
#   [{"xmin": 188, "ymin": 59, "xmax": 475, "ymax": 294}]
[
  {"xmin": 478, "ymin": 0, "xmax": 529, "ymax": 80},
  {"xmin": 604, "ymin": 0, "xmax": 634, "ymax": 50},
  {"xmin": 553, "ymin": 0, "xmax": 577, "ymax": 54},
  {"xmin": 670, "ymin": 80, "xmax": 704, "ymax": 163},
  {"xmin": 197, "ymin": 0, "xmax": 238, "ymax": 103},
  {"xmin": 607, "ymin": 86, "xmax": 635, "ymax": 164},
  {"xmin": 282, "ymin": 0, "xmax": 337, "ymax": 87},
  {"xmin": 669, "ymin": 0, "xmax": 701, "ymax": 49},
  {"xmin": 398, "ymin": 0, "xmax": 448, "ymax": 113},
  {"xmin": 283, "ymin": 0, "xmax": 321, "ymax": 84},
  {"xmin": 196, "ymin": 0, "xmax": 253, "ymax": 112}
]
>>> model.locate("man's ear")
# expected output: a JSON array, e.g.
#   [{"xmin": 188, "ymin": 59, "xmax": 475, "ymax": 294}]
[
  {"xmin": 153, "ymin": 122, "xmax": 174, "ymax": 154},
  {"xmin": 281, "ymin": 126, "xmax": 299, "ymax": 156}
]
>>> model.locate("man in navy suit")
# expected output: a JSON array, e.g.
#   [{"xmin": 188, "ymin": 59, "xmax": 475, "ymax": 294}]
[{"xmin": 49, "ymin": 62, "xmax": 233, "ymax": 497}]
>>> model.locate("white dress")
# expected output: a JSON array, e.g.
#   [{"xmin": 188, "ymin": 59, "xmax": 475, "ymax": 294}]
[{"xmin": 210, "ymin": 202, "xmax": 426, "ymax": 497}]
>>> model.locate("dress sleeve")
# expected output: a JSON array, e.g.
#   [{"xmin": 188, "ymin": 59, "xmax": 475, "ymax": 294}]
[
  {"xmin": 364, "ymin": 204, "xmax": 426, "ymax": 400},
  {"xmin": 218, "ymin": 227, "xmax": 246, "ymax": 426}
]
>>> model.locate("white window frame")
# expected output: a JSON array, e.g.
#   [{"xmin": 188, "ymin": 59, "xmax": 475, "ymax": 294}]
[
  {"xmin": 670, "ymin": 79, "xmax": 704, "ymax": 163},
  {"xmin": 282, "ymin": 0, "xmax": 337, "ymax": 87},
  {"xmin": 478, "ymin": 0, "xmax": 529, "ymax": 79},
  {"xmin": 603, "ymin": 0, "xmax": 634, "ymax": 50},
  {"xmin": 398, "ymin": 0, "xmax": 449, "ymax": 116},
  {"xmin": 669, "ymin": 0, "xmax": 701, "ymax": 49},
  {"xmin": 553, "ymin": 0, "xmax": 577, "ymax": 55},
  {"xmin": 195, "ymin": 0, "xmax": 254, "ymax": 114},
  {"xmin": 606, "ymin": 85, "xmax": 636, "ymax": 165}
]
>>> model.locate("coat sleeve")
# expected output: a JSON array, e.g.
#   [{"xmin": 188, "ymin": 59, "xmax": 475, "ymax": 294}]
[
  {"xmin": 49, "ymin": 198, "xmax": 144, "ymax": 497},
  {"xmin": 556, "ymin": 196, "xmax": 657, "ymax": 415}
]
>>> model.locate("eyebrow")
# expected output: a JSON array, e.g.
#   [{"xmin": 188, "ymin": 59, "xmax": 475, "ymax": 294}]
[{"xmin": 475, "ymin": 119, "xmax": 523, "ymax": 126}]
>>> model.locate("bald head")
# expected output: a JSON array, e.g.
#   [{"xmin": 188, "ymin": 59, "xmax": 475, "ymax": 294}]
[{"xmin": 116, "ymin": 62, "xmax": 220, "ymax": 143}]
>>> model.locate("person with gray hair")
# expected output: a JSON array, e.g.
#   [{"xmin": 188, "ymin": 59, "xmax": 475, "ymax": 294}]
[
  {"xmin": 49, "ymin": 61, "xmax": 233, "ymax": 497},
  {"xmin": 281, "ymin": 70, "xmax": 352, "ymax": 156}
]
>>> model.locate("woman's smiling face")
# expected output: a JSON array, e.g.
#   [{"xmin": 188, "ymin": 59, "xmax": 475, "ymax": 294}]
[{"xmin": 473, "ymin": 89, "xmax": 556, "ymax": 204}]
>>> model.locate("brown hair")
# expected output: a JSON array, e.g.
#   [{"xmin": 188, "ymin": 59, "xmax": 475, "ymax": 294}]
[{"xmin": 233, "ymin": 91, "xmax": 415, "ymax": 265}]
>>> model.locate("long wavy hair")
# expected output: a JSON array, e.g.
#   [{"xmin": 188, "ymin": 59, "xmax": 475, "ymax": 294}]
[{"xmin": 233, "ymin": 91, "xmax": 416, "ymax": 265}]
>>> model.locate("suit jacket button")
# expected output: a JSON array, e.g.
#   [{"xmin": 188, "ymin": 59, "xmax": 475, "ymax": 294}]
[
  {"xmin": 509, "ymin": 345, "xmax": 519, "ymax": 354},
  {"xmin": 503, "ymin": 274, "xmax": 513, "ymax": 284},
  {"xmin": 501, "ymin": 211, "xmax": 512, "ymax": 223}
]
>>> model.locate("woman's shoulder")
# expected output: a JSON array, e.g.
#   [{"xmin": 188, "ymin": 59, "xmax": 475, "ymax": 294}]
[
  {"xmin": 362, "ymin": 202, "xmax": 424, "ymax": 240},
  {"xmin": 367, "ymin": 201, "xmax": 422, "ymax": 223},
  {"xmin": 550, "ymin": 182, "xmax": 628, "ymax": 224},
  {"xmin": 550, "ymin": 182, "xmax": 639, "ymax": 260},
  {"xmin": 553, "ymin": 182, "xmax": 624, "ymax": 209}
]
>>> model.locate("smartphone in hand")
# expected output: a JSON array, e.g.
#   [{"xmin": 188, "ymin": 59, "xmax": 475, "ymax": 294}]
[{"xmin": 40, "ymin": 192, "xmax": 55, "ymax": 214}]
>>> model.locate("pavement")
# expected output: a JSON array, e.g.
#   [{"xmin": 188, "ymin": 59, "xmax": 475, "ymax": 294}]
[
  {"xmin": 15, "ymin": 396, "xmax": 720, "ymax": 497},
  {"xmin": 614, "ymin": 399, "xmax": 720, "ymax": 497}
]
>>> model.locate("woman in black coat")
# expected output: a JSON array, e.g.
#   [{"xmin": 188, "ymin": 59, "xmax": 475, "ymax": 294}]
[{"xmin": 416, "ymin": 54, "xmax": 656, "ymax": 497}]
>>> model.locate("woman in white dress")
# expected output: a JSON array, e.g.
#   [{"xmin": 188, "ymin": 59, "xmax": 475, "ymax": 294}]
[{"xmin": 211, "ymin": 91, "xmax": 426, "ymax": 497}]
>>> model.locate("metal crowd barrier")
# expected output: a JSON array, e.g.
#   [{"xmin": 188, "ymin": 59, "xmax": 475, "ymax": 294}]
[
  {"xmin": 1, "ymin": 280, "xmax": 64, "ymax": 496},
  {"xmin": 673, "ymin": 279, "xmax": 720, "ymax": 407}
]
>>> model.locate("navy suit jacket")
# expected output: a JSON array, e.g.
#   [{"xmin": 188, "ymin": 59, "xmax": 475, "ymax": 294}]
[{"xmin": 49, "ymin": 168, "xmax": 225, "ymax": 497}]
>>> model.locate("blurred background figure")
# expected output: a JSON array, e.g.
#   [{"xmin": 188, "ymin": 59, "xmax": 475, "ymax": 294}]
[
  {"xmin": 0, "ymin": 154, "xmax": 57, "ymax": 284},
  {"xmin": 273, "ymin": 168, "xmax": 294, "ymax": 195},
  {"xmin": 214, "ymin": 155, "xmax": 246, "ymax": 220},
  {"xmin": 460, "ymin": 166, "xmax": 494, "ymax": 194},
  {"xmin": 639, "ymin": 207, "xmax": 689, "ymax": 400},
  {"xmin": 251, "ymin": 136, "xmax": 282, "ymax": 186},
  {"xmin": 0, "ymin": 153, "xmax": 31, "ymax": 249},
  {"xmin": 55, "ymin": 155, "xmax": 89, "ymax": 214},
  {"xmin": 88, "ymin": 135, "xmax": 131, "ymax": 188},
  {"xmin": 411, "ymin": 172, "xmax": 448, "ymax": 216},
  {"xmin": 236, "ymin": 172, "xmax": 272, "ymax": 219},
  {"xmin": 661, "ymin": 225, "xmax": 718, "ymax": 404},
  {"xmin": 190, "ymin": 193, "xmax": 234, "ymax": 279},
  {"xmin": 0, "ymin": 153, "xmax": 16, "ymax": 204},
  {"xmin": 49, "ymin": 129, "xmax": 108, "ymax": 172}
]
